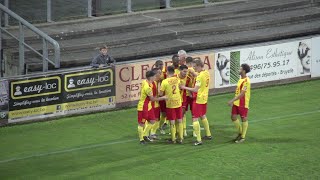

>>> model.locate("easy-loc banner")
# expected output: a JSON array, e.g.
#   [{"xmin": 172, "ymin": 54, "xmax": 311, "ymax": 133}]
[
  {"xmin": 311, "ymin": 36, "xmax": 320, "ymax": 78},
  {"xmin": 215, "ymin": 39, "xmax": 312, "ymax": 88},
  {"xmin": 8, "ymin": 67, "xmax": 116, "ymax": 123},
  {"xmin": 62, "ymin": 68, "xmax": 115, "ymax": 115},
  {"xmin": 9, "ymin": 75, "xmax": 63, "ymax": 121},
  {"xmin": 116, "ymin": 53, "xmax": 215, "ymax": 104}
]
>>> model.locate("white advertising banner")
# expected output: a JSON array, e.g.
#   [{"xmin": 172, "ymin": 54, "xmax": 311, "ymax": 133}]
[
  {"xmin": 215, "ymin": 39, "xmax": 312, "ymax": 88},
  {"xmin": 311, "ymin": 36, "xmax": 320, "ymax": 78}
]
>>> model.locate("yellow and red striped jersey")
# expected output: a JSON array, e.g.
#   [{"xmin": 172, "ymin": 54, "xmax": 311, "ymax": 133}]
[
  {"xmin": 194, "ymin": 70, "xmax": 210, "ymax": 104},
  {"xmin": 137, "ymin": 80, "xmax": 152, "ymax": 111},
  {"xmin": 160, "ymin": 76, "xmax": 181, "ymax": 108},
  {"xmin": 233, "ymin": 77, "xmax": 251, "ymax": 108},
  {"xmin": 151, "ymin": 81, "xmax": 160, "ymax": 108}
]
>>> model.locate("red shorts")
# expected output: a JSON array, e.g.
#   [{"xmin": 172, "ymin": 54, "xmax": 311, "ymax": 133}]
[
  {"xmin": 138, "ymin": 109, "xmax": 156, "ymax": 124},
  {"xmin": 184, "ymin": 96, "xmax": 193, "ymax": 111},
  {"xmin": 154, "ymin": 107, "xmax": 160, "ymax": 120},
  {"xmin": 232, "ymin": 105, "xmax": 248, "ymax": 118},
  {"xmin": 166, "ymin": 107, "xmax": 183, "ymax": 120},
  {"xmin": 192, "ymin": 102, "xmax": 207, "ymax": 119},
  {"xmin": 159, "ymin": 100, "xmax": 166, "ymax": 113},
  {"xmin": 182, "ymin": 95, "xmax": 188, "ymax": 110}
]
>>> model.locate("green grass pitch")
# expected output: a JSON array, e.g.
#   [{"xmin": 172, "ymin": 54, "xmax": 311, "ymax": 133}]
[{"xmin": 0, "ymin": 80, "xmax": 319, "ymax": 179}]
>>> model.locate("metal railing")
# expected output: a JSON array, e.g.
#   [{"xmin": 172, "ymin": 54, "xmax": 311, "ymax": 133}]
[
  {"xmin": 2, "ymin": 0, "xmax": 210, "ymax": 24},
  {"xmin": 2, "ymin": 0, "xmax": 317, "ymax": 24},
  {"xmin": 0, "ymin": 3, "xmax": 60, "ymax": 76},
  {"xmin": 88, "ymin": 0, "xmax": 209, "ymax": 17},
  {"xmin": 82, "ymin": 0, "xmax": 209, "ymax": 19}
]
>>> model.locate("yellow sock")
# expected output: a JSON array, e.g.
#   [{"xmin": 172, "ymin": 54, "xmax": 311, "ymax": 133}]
[
  {"xmin": 170, "ymin": 124, "xmax": 176, "ymax": 141},
  {"xmin": 241, "ymin": 121, "xmax": 248, "ymax": 138},
  {"xmin": 143, "ymin": 123, "xmax": 153, "ymax": 137},
  {"xmin": 151, "ymin": 121, "xmax": 160, "ymax": 135},
  {"xmin": 144, "ymin": 120, "xmax": 149, "ymax": 128},
  {"xmin": 201, "ymin": 117, "xmax": 212, "ymax": 137},
  {"xmin": 193, "ymin": 121, "xmax": 201, "ymax": 142},
  {"xmin": 159, "ymin": 114, "xmax": 166, "ymax": 127},
  {"xmin": 183, "ymin": 116, "xmax": 187, "ymax": 132},
  {"xmin": 233, "ymin": 119, "xmax": 242, "ymax": 134},
  {"xmin": 175, "ymin": 121, "xmax": 180, "ymax": 137},
  {"xmin": 138, "ymin": 126, "xmax": 144, "ymax": 141},
  {"xmin": 178, "ymin": 122, "xmax": 184, "ymax": 140}
]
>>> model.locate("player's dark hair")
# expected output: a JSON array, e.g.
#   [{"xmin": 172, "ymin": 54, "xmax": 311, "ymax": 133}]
[
  {"xmin": 152, "ymin": 68, "xmax": 160, "ymax": 73},
  {"xmin": 155, "ymin": 60, "xmax": 163, "ymax": 68},
  {"xmin": 167, "ymin": 65, "xmax": 175, "ymax": 74},
  {"xmin": 172, "ymin": 54, "xmax": 180, "ymax": 63},
  {"xmin": 186, "ymin": 56, "xmax": 193, "ymax": 64},
  {"xmin": 241, "ymin": 63, "xmax": 251, "ymax": 73},
  {"xmin": 179, "ymin": 65, "xmax": 188, "ymax": 71},
  {"xmin": 146, "ymin": 70, "xmax": 156, "ymax": 79},
  {"xmin": 194, "ymin": 59, "xmax": 204, "ymax": 67},
  {"xmin": 172, "ymin": 54, "xmax": 179, "ymax": 61},
  {"xmin": 172, "ymin": 55, "xmax": 180, "ymax": 67}
]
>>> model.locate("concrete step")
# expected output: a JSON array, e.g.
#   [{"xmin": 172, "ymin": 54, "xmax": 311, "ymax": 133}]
[
  {"xmin": 8, "ymin": 6, "xmax": 319, "ymax": 57},
  {"xmin": 25, "ymin": 39, "xmax": 192, "ymax": 71},
  {"xmin": 25, "ymin": 18, "xmax": 320, "ymax": 72},
  {"xmin": 4, "ymin": 27, "xmax": 177, "ymax": 52},
  {"xmin": 168, "ymin": 7, "xmax": 320, "ymax": 37},
  {"xmin": 2, "ymin": 14, "xmax": 160, "ymax": 43},
  {"xmin": 3, "ymin": 0, "xmax": 312, "ymax": 43},
  {"xmin": 181, "ymin": 19, "xmax": 320, "ymax": 49},
  {"xmin": 144, "ymin": 0, "xmax": 312, "ymax": 23}
]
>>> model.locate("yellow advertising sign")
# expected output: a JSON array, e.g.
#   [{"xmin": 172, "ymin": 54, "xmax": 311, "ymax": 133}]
[
  {"xmin": 9, "ymin": 104, "xmax": 57, "ymax": 119},
  {"xmin": 62, "ymin": 96, "xmax": 115, "ymax": 110},
  {"xmin": 9, "ymin": 96, "xmax": 115, "ymax": 119}
]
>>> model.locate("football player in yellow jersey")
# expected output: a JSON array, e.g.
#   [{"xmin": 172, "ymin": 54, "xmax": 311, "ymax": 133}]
[
  {"xmin": 159, "ymin": 66, "xmax": 183, "ymax": 144},
  {"xmin": 157, "ymin": 55, "xmax": 180, "ymax": 134},
  {"xmin": 184, "ymin": 57, "xmax": 197, "ymax": 137},
  {"xmin": 172, "ymin": 54, "xmax": 180, "ymax": 75},
  {"xmin": 181, "ymin": 59, "xmax": 212, "ymax": 146},
  {"xmin": 228, "ymin": 64, "xmax": 251, "ymax": 143},
  {"xmin": 178, "ymin": 65, "xmax": 191, "ymax": 137},
  {"xmin": 137, "ymin": 70, "xmax": 167, "ymax": 145},
  {"xmin": 155, "ymin": 60, "xmax": 168, "ymax": 134},
  {"xmin": 149, "ymin": 68, "xmax": 162, "ymax": 139},
  {"xmin": 155, "ymin": 60, "xmax": 166, "ymax": 81}
]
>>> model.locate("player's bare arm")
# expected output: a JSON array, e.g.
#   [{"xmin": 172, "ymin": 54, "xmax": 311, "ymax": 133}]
[
  {"xmin": 189, "ymin": 70, "xmax": 198, "ymax": 78},
  {"xmin": 149, "ymin": 94, "xmax": 167, "ymax": 102},
  {"xmin": 180, "ymin": 85, "xmax": 200, "ymax": 93},
  {"xmin": 228, "ymin": 89, "xmax": 246, "ymax": 106}
]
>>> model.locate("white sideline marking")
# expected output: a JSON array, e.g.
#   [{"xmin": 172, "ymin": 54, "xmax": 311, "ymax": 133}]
[
  {"xmin": 250, "ymin": 110, "xmax": 320, "ymax": 123},
  {"xmin": 0, "ymin": 139, "xmax": 135, "ymax": 164},
  {"xmin": 0, "ymin": 110, "xmax": 319, "ymax": 164}
]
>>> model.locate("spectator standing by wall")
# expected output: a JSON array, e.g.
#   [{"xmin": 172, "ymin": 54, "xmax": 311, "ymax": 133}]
[{"xmin": 91, "ymin": 45, "xmax": 116, "ymax": 68}]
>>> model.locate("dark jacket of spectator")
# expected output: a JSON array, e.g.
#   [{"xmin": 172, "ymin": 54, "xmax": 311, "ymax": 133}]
[{"xmin": 91, "ymin": 54, "xmax": 116, "ymax": 68}]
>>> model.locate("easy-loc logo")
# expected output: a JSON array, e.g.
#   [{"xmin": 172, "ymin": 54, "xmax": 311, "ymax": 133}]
[
  {"xmin": 64, "ymin": 69, "xmax": 113, "ymax": 92},
  {"xmin": 11, "ymin": 77, "xmax": 61, "ymax": 100}
]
